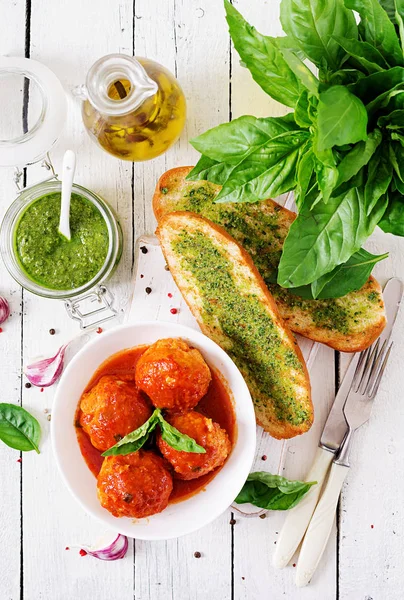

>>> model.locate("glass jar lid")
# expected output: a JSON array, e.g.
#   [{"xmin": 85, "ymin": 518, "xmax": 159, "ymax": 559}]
[{"xmin": 0, "ymin": 56, "xmax": 67, "ymax": 167}]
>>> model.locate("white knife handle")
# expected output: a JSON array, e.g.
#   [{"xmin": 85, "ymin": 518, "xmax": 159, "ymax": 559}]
[
  {"xmin": 296, "ymin": 462, "xmax": 349, "ymax": 587},
  {"xmin": 273, "ymin": 447, "xmax": 333, "ymax": 569}
]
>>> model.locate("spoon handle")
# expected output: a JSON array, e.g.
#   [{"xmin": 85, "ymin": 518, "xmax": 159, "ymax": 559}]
[{"xmin": 58, "ymin": 150, "xmax": 76, "ymax": 241}]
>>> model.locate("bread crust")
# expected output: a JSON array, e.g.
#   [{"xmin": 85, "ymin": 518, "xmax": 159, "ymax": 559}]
[
  {"xmin": 153, "ymin": 167, "xmax": 386, "ymax": 353},
  {"xmin": 157, "ymin": 211, "xmax": 313, "ymax": 439}
]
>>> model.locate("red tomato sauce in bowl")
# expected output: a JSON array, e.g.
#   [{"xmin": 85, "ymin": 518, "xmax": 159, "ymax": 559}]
[{"xmin": 75, "ymin": 344, "xmax": 237, "ymax": 504}]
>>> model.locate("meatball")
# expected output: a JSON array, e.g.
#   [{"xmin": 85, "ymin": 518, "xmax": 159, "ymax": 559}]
[
  {"xmin": 135, "ymin": 338, "xmax": 211, "ymax": 412},
  {"xmin": 79, "ymin": 375, "xmax": 152, "ymax": 452},
  {"xmin": 97, "ymin": 451, "xmax": 173, "ymax": 518},
  {"xmin": 157, "ymin": 411, "xmax": 231, "ymax": 480}
]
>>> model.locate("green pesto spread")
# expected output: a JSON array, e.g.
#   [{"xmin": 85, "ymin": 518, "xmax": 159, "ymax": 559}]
[
  {"xmin": 172, "ymin": 229, "xmax": 309, "ymax": 426},
  {"xmin": 163, "ymin": 180, "xmax": 378, "ymax": 337},
  {"xmin": 15, "ymin": 192, "xmax": 109, "ymax": 291}
]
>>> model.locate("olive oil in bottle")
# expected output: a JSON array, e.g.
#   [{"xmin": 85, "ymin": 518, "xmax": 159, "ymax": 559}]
[{"xmin": 80, "ymin": 55, "xmax": 186, "ymax": 161}]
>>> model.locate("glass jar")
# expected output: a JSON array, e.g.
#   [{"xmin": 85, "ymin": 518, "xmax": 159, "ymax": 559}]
[
  {"xmin": 1, "ymin": 181, "xmax": 123, "ymax": 327},
  {"xmin": 77, "ymin": 54, "xmax": 186, "ymax": 161},
  {"xmin": 0, "ymin": 57, "xmax": 124, "ymax": 328}
]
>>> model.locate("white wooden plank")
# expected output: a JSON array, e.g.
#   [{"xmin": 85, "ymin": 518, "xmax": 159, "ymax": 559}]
[
  {"xmin": 20, "ymin": 1, "xmax": 135, "ymax": 599},
  {"xmin": 132, "ymin": 2, "xmax": 233, "ymax": 599},
  {"xmin": 0, "ymin": 1, "xmax": 28, "ymax": 598},
  {"xmin": 339, "ymin": 229, "xmax": 404, "ymax": 600}
]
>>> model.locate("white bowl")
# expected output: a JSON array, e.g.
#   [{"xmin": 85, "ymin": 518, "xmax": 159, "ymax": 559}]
[{"xmin": 52, "ymin": 321, "xmax": 256, "ymax": 540}]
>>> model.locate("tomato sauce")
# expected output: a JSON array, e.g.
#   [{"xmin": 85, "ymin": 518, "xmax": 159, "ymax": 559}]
[{"xmin": 75, "ymin": 344, "xmax": 237, "ymax": 504}]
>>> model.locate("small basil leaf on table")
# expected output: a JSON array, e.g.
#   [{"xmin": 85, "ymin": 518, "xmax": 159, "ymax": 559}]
[
  {"xmin": 235, "ymin": 471, "xmax": 316, "ymax": 511},
  {"xmin": 157, "ymin": 415, "xmax": 206, "ymax": 454},
  {"xmin": 379, "ymin": 192, "xmax": 404, "ymax": 235},
  {"xmin": 316, "ymin": 86, "xmax": 368, "ymax": 151},
  {"xmin": 102, "ymin": 409, "xmax": 160, "ymax": 457},
  {"xmin": 278, "ymin": 183, "xmax": 385, "ymax": 287},
  {"xmin": 344, "ymin": 0, "xmax": 403, "ymax": 67},
  {"xmin": 280, "ymin": 0, "xmax": 357, "ymax": 70},
  {"xmin": 224, "ymin": 0, "xmax": 301, "ymax": 108},
  {"xmin": 0, "ymin": 403, "xmax": 41, "ymax": 453}
]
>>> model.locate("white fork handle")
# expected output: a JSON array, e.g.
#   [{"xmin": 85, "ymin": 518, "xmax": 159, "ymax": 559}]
[
  {"xmin": 296, "ymin": 462, "xmax": 349, "ymax": 587},
  {"xmin": 273, "ymin": 447, "xmax": 333, "ymax": 569}
]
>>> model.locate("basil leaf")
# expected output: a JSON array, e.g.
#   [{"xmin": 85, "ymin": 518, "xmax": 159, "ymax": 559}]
[
  {"xmin": 191, "ymin": 115, "xmax": 298, "ymax": 165},
  {"xmin": 187, "ymin": 155, "xmax": 235, "ymax": 185},
  {"xmin": 278, "ymin": 184, "xmax": 386, "ymax": 287},
  {"xmin": 158, "ymin": 416, "xmax": 206, "ymax": 454},
  {"xmin": 395, "ymin": 0, "xmax": 404, "ymax": 50},
  {"xmin": 235, "ymin": 471, "xmax": 316, "ymax": 511},
  {"xmin": 215, "ymin": 130, "xmax": 309, "ymax": 203},
  {"xmin": 0, "ymin": 403, "xmax": 41, "ymax": 453},
  {"xmin": 379, "ymin": 192, "xmax": 404, "ymax": 235},
  {"xmin": 279, "ymin": 48, "xmax": 319, "ymax": 96},
  {"xmin": 333, "ymin": 36, "xmax": 390, "ymax": 74},
  {"xmin": 350, "ymin": 67, "xmax": 404, "ymax": 107},
  {"xmin": 311, "ymin": 248, "xmax": 389, "ymax": 298},
  {"xmin": 379, "ymin": 108, "xmax": 404, "ymax": 127},
  {"xmin": 380, "ymin": 0, "xmax": 397, "ymax": 23},
  {"xmin": 336, "ymin": 129, "xmax": 382, "ymax": 187},
  {"xmin": 317, "ymin": 86, "xmax": 368, "ymax": 151},
  {"xmin": 280, "ymin": 0, "xmax": 357, "ymax": 70},
  {"xmin": 365, "ymin": 145, "xmax": 393, "ymax": 214},
  {"xmin": 102, "ymin": 409, "xmax": 160, "ymax": 457},
  {"xmin": 389, "ymin": 141, "xmax": 404, "ymax": 182},
  {"xmin": 296, "ymin": 143, "xmax": 315, "ymax": 207},
  {"xmin": 329, "ymin": 69, "xmax": 366, "ymax": 86},
  {"xmin": 224, "ymin": 0, "xmax": 300, "ymax": 108},
  {"xmin": 294, "ymin": 90, "xmax": 314, "ymax": 128},
  {"xmin": 344, "ymin": 0, "xmax": 403, "ymax": 67}
]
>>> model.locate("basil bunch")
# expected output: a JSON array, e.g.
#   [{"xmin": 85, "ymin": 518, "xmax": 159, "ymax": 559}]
[
  {"xmin": 235, "ymin": 471, "xmax": 316, "ymax": 510},
  {"xmin": 102, "ymin": 408, "xmax": 206, "ymax": 457},
  {"xmin": 188, "ymin": 0, "xmax": 404, "ymax": 297}
]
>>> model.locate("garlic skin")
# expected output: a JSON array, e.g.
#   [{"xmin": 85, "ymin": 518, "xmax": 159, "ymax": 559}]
[
  {"xmin": 80, "ymin": 533, "xmax": 129, "ymax": 561},
  {"xmin": 0, "ymin": 296, "xmax": 10, "ymax": 325},
  {"xmin": 25, "ymin": 345, "xmax": 67, "ymax": 388}
]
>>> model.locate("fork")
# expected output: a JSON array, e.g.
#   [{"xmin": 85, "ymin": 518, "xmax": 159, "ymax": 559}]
[{"xmin": 295, "ymin": 338, "xmax": 394, "ymax": 587}]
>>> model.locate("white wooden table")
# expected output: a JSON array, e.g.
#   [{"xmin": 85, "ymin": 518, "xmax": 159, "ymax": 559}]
[{"xmin": 1, "ymin": 1, "xmax": 404, "ymax": 599}]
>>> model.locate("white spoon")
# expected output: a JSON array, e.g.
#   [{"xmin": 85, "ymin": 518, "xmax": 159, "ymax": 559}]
[{"xmin": 58, "ymin": 150, "xmax": 76, "ymax": 241}]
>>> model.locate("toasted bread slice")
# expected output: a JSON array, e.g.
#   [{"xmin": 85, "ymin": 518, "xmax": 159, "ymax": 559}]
[
  {"xmin": 157, "ymin": 212, "xmax": 313, "ymax": 439},
  {"xmin": 153, "ymin": 167, "xmax": 386, "ymax": 352}
]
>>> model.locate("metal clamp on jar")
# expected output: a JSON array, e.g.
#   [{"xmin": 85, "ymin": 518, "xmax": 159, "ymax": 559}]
[{"xmin": 0, "ymin": 56, "xmax": 122, "ymax": 329}]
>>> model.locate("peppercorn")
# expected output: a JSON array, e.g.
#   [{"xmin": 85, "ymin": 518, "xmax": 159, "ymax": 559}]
[
  {"xmin": 170, "ymin": 308, "xmax": 178, "ymax": 314},
  {"xmin": 261, "ymin": 455, "xmax": 267, "ymax": 461},
  {"xmin": 140, "ymin": 246, "xmax": 148, "ymax": 254},
  {"xmin": 145, "ymin": 287, "xmax": 152, "ymax": 295},
  {"xmin": 25, "ymin": 382, "xmax": 31, "ymax": 389},
  {"xmin": 229, "ymin": 518, "xmax": 236, "ymax": 525},
  {"xmin": 49, "ymin": 328, "xmax": 56, "ymax": 335},
  {"xmin": 194, "ymin": 551, "xmax": 201, "ymax": 558}
]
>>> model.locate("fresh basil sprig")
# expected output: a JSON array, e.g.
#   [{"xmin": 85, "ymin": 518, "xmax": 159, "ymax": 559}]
[
  {"xmin": 0, "ymin": 403, "xmax": 41, "ymax": 453},
  {"xmin": 188, "ymin": 0, "xmax": 404, "ymax": 296},
  {"xmin": 235, "ymin": 471, "xmax": 316, "ymax": 511},
  {"xmin": 102, "ymin": 409, "xmax": 206, "ymax": 457}
]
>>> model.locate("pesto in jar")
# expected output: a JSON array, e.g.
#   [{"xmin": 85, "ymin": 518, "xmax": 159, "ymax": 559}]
[{"xmin": 14, "ymin": 192, "xmax": 109, "ymax": 291}]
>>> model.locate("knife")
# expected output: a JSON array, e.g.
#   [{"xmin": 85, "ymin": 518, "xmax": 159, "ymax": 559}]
[{"xmin": 273, "ymin": 278, "xmax": 403, "ymax": 570}]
